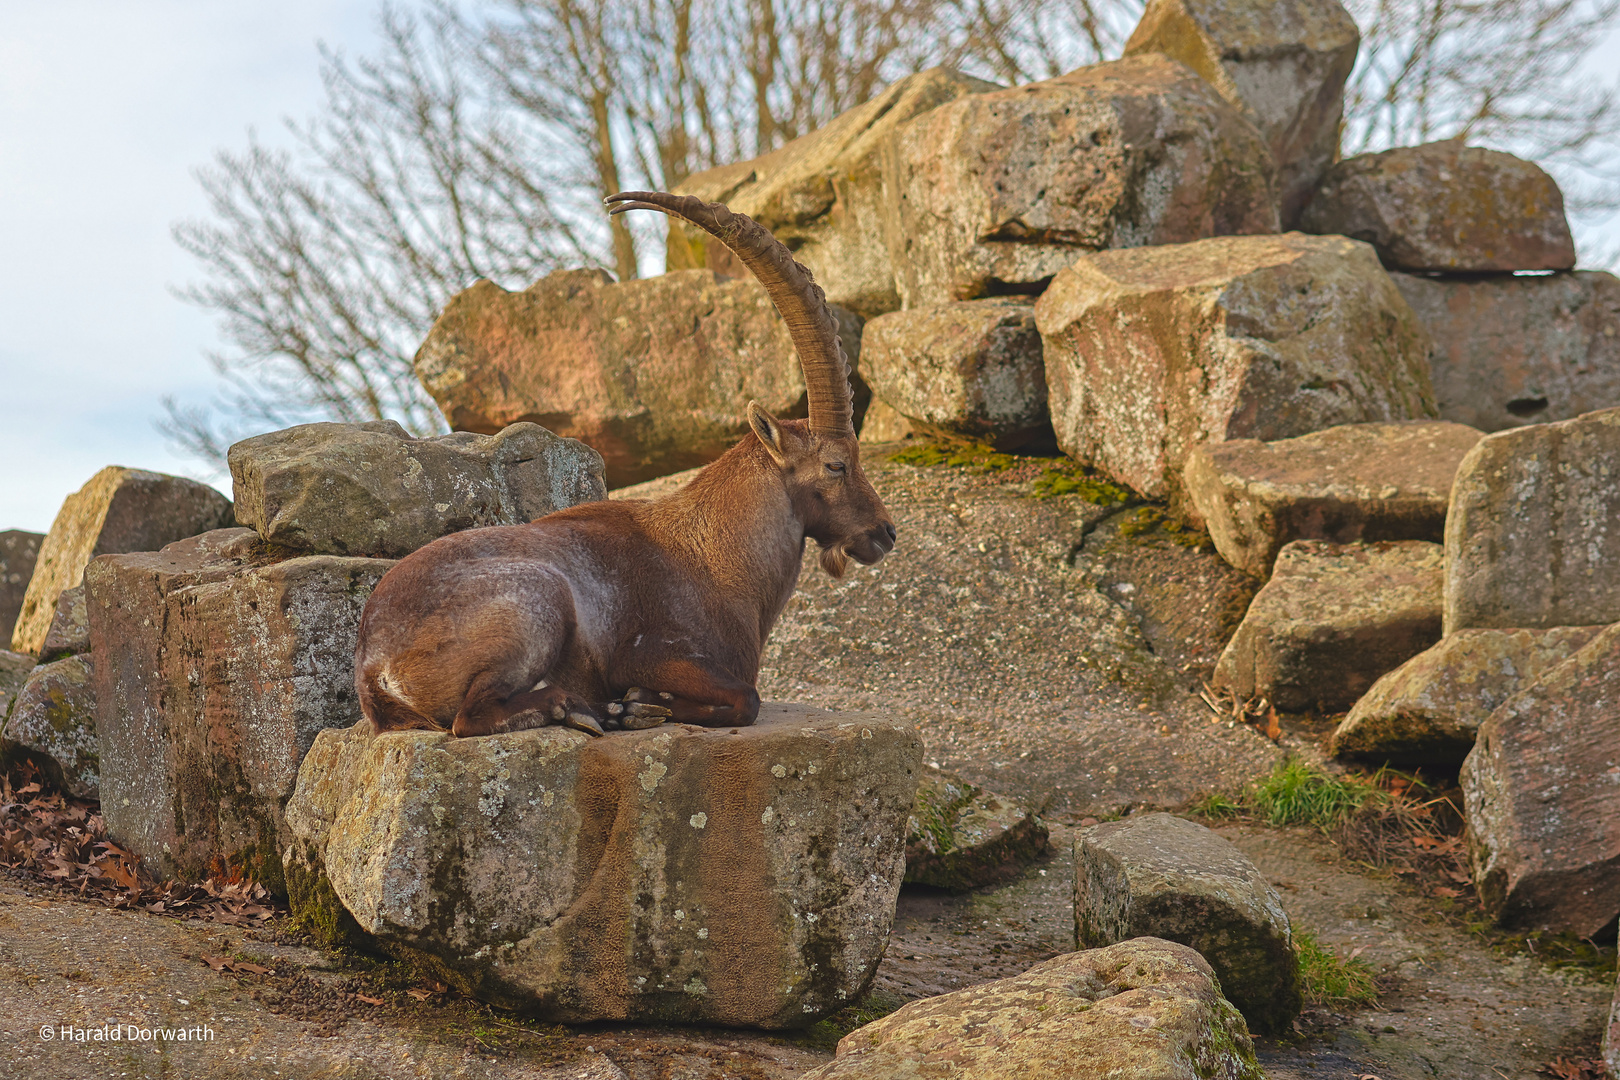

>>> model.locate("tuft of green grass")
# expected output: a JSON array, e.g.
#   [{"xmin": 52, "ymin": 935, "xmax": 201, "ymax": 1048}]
[
  {"xmin": 889, "ymin": 440, "xmax": 1021, "ymax": 473},
  {"xmin": 1118, "ymin": 506, "xmax": 1211, "ymax": 548},
  {"xmin": 1295, "ymin": 930, "xmax": 1379, "ymax": 1007},
  {"xmin": 1189, "ymin": 791, "xmax": 1245, "ymax": 820},
  {"xmin": 1248, "ymin": 758, "xmax": 1385, "ymax": 832}
]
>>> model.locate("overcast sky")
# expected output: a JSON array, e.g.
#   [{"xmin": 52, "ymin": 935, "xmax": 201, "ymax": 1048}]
[{"xmin": 2, "ymin": 4, "xmax": 1618, "ymax": 534}]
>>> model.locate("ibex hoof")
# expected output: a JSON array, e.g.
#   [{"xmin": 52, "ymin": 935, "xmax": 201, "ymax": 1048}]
[
  {"xmin": 621, "ymin": 702, "xmax": 672, "ymax": 730},
  {"xmin": 563, "ymin": 710, "xmax": 605, "ymax": 737}
]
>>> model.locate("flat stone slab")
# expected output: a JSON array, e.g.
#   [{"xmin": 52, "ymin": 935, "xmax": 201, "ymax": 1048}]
[
  {"xmin": 1331, "ymin": 625, "xmax": 1605, "ymax": 767},
  {"xmin": 1075, "ymin": 812, "xmax": 1300, "ymax": 1035},
  {"xmin": 285, "ymin": 703, "xmax": 923, "ymax": 1029},
  {"xmin": 801, "ymin": 938, "xmax": 1262, "ymax": 1079},
  {"xmin": 229, "ymin": 420, "xmax": 606, "ymax": 559},
  {"xmin": 1184, "ymin": 421, "xmax": 1483, "ymax": 577},
  {"xmin": 1392, "ymin": 269, "xmax": 1620, "ymax": 434},
  {"xmin": 905, "ymin": 768, "xmax": 1049, "ymax": 891},
  {"xmin": 1037, "ymin": 232, "xmax": 1436, "ymax": 501},
  {"xmin": 1301, "ymin": 140, "xmax": 1576, "ymax": 272},
  {"xmin": 2, "ymin": 655, "xmax": 98, "ymax": 799},
  {"xmin": 1445, "ymin": 407, "xmax": 1620, "ymax": 634},
  {"xmin": 1214, "ymin": 539, "xmax": 1443, "ymax": 713},
  {"xmin": 1462, "ymin": 622, "xmax": 1620, "ymax": 935}
]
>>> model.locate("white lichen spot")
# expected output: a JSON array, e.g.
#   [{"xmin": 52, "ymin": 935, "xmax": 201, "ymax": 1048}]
[
  {"xmin": 771, "ymin": 764, "xmax": 787, "ymax": 778},
  {"xmin": 478, "ymin": 776, "xmax": 507, "ymax": 818},
  {"xmin": 807, "ymin": 763, "xmax": 818, "ymax": 774},
  {"xmin": 861, "ymin": 728, "xmax": 872, "ymax": 739},
  {"xmin": 683, "ymin": 976, "xmax": 708, "ymax": 996},
  {"xmin": 635, "ymin": 976, "xmax": 647, "ymax": 986},
  {"xmin": 697, "ymin": 927, "xmax": 708, "ymax": 939},
  {"xmin": 804, "ymin": 912, "xmax": 819, "ymax": 923},
  {"xmin": 543, "ymin": 790, "xmax": 555, "ymax": 807},
  {"xmin": 674, "ymin": 909, "xmax": 686, "ymax": 921},
  {"xmin": 689, "ymin": 812, "xmax": 707, "ymax": 829},
  {"xmin": 638, "ymin": 756, "xmax": 668, "ymax": 792},
  {"xmin": 433, "ymin": 502, "xmax": 451, "ymax": 513},
  {"xmin": 761, "ymin": 806, "xmax": 775, "ymax": 825}
]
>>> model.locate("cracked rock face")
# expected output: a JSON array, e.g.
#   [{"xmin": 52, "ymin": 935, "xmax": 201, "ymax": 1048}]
[
  {"xmin": 1182, "ymin": 420, "xmax": 1482, "ymax": 578},
  {"xmin": 1301, "ymin": 140, "xmax": 1576, "ymax": 272},
  {"xmin": 12, "ymin": 466, "xmax": 234, "ymax": 656},
  {"xmin": 229, "ymin": 420, "xmax": 606, "ymax": 559},
  {"xmin": 1214, "ymin": 539, "xmax": 1443, "ymax": 713},
  {"xmin": 1444, "ymin": 407, "xmax": 1620, "ymax": 634},
  {"xmin": 2, "ymin": 655, "xmax": 99, "ymax": 800},
  {"xmin": 1037, "ymin": 232, "xmax": 1436, "ymax": 502},
  {"xmin": 285, "ymin": 703, "xmax": 923, "ymax": 1028},
  {"xmin": 1124, "ymin": 0, "xmax": 1361, "ymax": 228},
  {"xmin": 1392, "ymin": 270, "xmax": 1620, "ymax": 434},
  {"xmin": 802, "ymin": 937, "xmax": 1262, "ymax": 1080},
  {"xmin": 884, "ymin": 54, "xmax": 1279, "ymax": 309},
  {"xmin": 1075, "ymin": 812, "xmax": 1300, "ymax": 1035},
  {"xmin": 1462, "ymin": 623, "xmax": 1620, "ymax": 936},
  {"xmin": 1331, "ymin": 625, "xmax": 1605, "ymax": 768}
]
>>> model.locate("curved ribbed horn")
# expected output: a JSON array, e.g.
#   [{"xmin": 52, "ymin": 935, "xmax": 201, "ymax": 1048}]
[{"xmin": 606, "ymin": 191, "xmax": 854, "ymax": 438}]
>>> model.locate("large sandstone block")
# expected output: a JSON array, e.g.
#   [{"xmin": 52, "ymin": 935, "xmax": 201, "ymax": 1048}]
[
  {"xmin": 672, "ymin": 68, "xmax": 998, "ymax": 318},
  {"xmin": 1075, "ymin": 813, "xmax": 1300, "ymax": 1035},
  {"xmin": 12, "ymin": 467, "xmax": 233, "ymax": 655},
  {"xmin": 39, "ymin": 585, "xmax": 87, "ymax": 662},
  {"xmin": 2, "ymin": 655, "xmax": 98, "ymax": 799},
  {"xmin": 1124, "ymin": 0, "xmax": 1360, "ymax": 227},
  {"xmin": 414, "ymin": 268, "xmax": 864, "ymax": 488},
  {"xmin": 285, "ymin": 704, "xmax": 922, "ymax": 1028},
  {"xmin": 1037, "ymin": 233, "xmax": 1436, "ymax": 500},
  {"xmin": 883, "ymin": 55, "xmax": 1279, "ymax": 309},
  {"xmin": 1215, "ymin": 540, "xmax": 1443, "ymax": 712},
  {"xmin": 1301, "ymin": 140, "xmax": 1576, "ymax": 272},
  {"xmin": 1462, "ymin": 623, "xmax": 1620, "ymax": 935},
  {"xmin": 1445, "ymin": 408, "xmax": 1620, "ymax": 634},
  {"xmin": 801, "ymin": 938, "xmax": 1262, "ymax": 1080},
  {"xmin": 1393, "ymin": 270, "xmax": 1620, "ymax": 433},
  {"xmin": 0, "ymin": 530, "xmax": 42, "ymax": 644},
  {"xmin": 1183, "ymin": 421, "xmax": 1482, "ymax": 577},
  {"xmin": 905, "ymin": 769, "xmax": 1049, "ymax": 891},
  {"xmin": 86, "ymin": 529, "xmax": 394, "ymax": 892},
  {"xmin": 229, "ymin": 420, "xmax": 605, "ymax": 559},
  {"xmin": 0, "ymin": 650, "xmax": 34, "ymax": 730},
  {"xmin": 1331, "ymin": 625, "xmax": 1604, "ymax": 767},
  {"xmin": 859, "ymin": 298, "xmax": 1047, "ymax": 450}
]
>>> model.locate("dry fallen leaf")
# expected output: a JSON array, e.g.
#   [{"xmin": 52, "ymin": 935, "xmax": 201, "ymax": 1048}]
[{"xmin": 354, "ymin": 993, "xmax": 384, "ymax": 1006}]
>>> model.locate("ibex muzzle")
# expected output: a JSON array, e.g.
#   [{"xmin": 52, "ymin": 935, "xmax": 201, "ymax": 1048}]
[{"xmin": 355, "ymin": 192, "xmax": 895, "ymax": 737}]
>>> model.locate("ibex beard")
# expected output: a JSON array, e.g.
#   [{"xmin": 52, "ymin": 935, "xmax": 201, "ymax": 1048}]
[{"xmin": 354, "ymin": 191, "xmax": 897, "ymax": 738}]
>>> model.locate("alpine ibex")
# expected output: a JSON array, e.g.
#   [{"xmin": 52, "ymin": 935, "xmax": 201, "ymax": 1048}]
[{"xmin": 355, "ymin": 191, "xmax": 896, "ymax": 737}]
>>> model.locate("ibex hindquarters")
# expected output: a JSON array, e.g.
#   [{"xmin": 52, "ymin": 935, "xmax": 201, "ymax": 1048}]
[{"xmin": 356, "ymin": 191, "xmax": 894, "ymax": 738}]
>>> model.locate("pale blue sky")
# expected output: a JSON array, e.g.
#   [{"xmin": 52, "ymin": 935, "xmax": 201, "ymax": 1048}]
[{"xmin": 1, "ymin": 4, "xmax": 1617, "ymax": 533}]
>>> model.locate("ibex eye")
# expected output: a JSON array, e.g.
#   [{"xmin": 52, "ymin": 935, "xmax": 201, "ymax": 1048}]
[{"xmin": 826, "ymin": 462, "xmax": 846, "ymax": 474}]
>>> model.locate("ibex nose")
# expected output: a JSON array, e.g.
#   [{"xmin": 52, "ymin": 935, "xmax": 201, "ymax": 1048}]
[{"xmin": 885, "ymin": 523, "xmax": 898, "ymax": 543}]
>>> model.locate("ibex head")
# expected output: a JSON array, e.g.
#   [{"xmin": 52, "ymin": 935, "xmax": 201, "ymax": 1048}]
[{"xmin": 607, "ymin": 191, "xmax": 896, "ymax": 578}]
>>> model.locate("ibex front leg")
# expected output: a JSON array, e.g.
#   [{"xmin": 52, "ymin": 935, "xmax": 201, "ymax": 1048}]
[{"xmin": 617, "ymin": 658, "xmax": 762, "ymax": 728}]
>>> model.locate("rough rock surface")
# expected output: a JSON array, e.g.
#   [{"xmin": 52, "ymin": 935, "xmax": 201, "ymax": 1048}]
[
  {"xmin": 2, "ymin": 655, "xmax": 98, "ymax": 799},
  {"xmin": 1037, "ymin": 232, "xmax": 1437, "ymax": 500},
  {"xmin": 229, "ymin": 420, "xmax": 606, "ymax": 559},
  {"xmin": 801, "ymin": 938, "xmax": 1262, "ymax": 1080},
  {"xmin": 1215, "ymin": 539, "xmax": 1443, "ymax": 712},
  {"xmin": 0, "ymin": 530, "xmax": 42, "ymax": 644},
  {"xmin": 857, "ymin": 398, "xmax": 914, "ymax": 443},
  {"xmin": 1301, "ymin": 140, "xmax": 1576, "ymax": 272},
  {"xmin": 1331, "ymin": 625, "xmax": 1604, "ymax": 767},
  {"xmin": 1462, "ymin": 622, "xmax": 1620, "ymax": 935},
  {"xmin": 86, "ymin": 529, "xmax": 394, "ymax": 892},
  {"xmin": 1182, "ymin": 421, "xmax": 1482, "ymax": 577},
  {"xmin": 1444, "ymin": 407, "xmax": 1620, "ymax": 634},
  {"xmin": 11, "ymin": 467, "xmax": 233, "ymax": 656},
  {"xmin": 1392, "ymin": 269, "xmax": 1620, "ymax": 433},
  {"xmin": 1075, "ymin": 812, "xmax": 1300, "ymax": 1034},
  {"xmin": 1124, "ymin": 0, "xmax": 1361, "ymax": 227},
  {"xmin": 672, "ymin": 68, "xmax": 998, "ymax": 317},
  {"xmin": 859, "ymin": 298, "xmax": 1047, "ymax": 450},
  {"xmin": 38, "ymin": 585, "xmax": 87, "ymax": 662},
  {"xmin": 884, "ymin": 55, "xmax": 1279, "ymax": 309},
  {"xmin": 415, "ymin": 268, "xmax": 864, "ymax": 487},
  {"xmin": 905, "ymin": 768, "xmax": 1049, "ymax": 891},
  {"xmin": 285, "ymin": 704, "xmax": 922, "ymax": 1028},
  {"xmin": 0, "ymin": 650, "xmax": 34, "ymax": 727}
]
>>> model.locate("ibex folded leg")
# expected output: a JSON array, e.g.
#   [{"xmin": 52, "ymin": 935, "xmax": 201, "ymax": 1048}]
[{"xmin": 619, "ymin": 663, "xmax": 762, "ymax": 727}]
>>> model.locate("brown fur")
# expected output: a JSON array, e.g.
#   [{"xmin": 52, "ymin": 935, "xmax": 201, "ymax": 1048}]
[{"xmin": 354, "ymin": 413, "xmax": 894, "ymax": 737}]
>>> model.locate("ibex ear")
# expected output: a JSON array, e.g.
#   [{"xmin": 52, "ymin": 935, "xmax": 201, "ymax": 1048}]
[{"xmin": 747, "ymin": 400, "xmax": 788, "ymax": 467}]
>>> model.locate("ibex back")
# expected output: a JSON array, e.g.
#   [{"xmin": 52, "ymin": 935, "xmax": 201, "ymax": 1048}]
[{"xmin": 355, "ymin": 192, "xmax": 896, "ymax": 737}]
